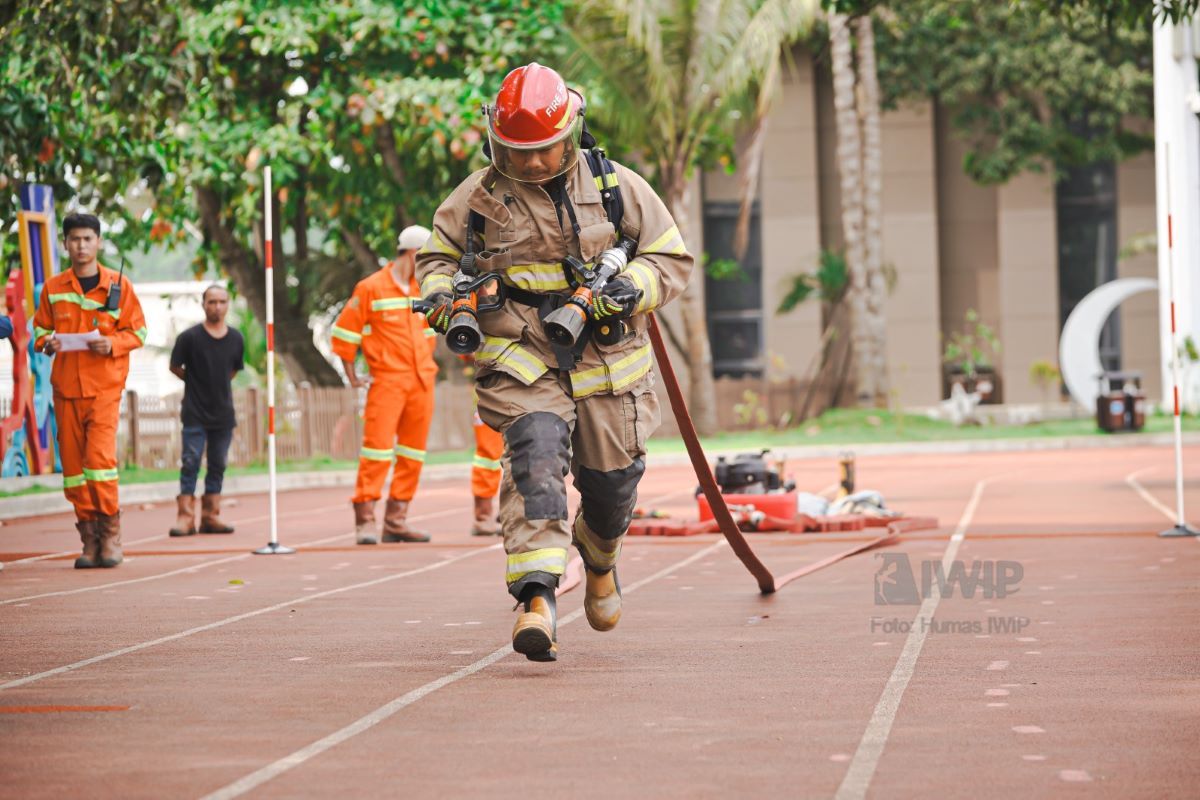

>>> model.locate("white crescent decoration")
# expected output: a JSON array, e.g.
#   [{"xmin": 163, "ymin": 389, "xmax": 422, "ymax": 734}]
[{"xmin": 1059, "ymin": 278, "xmax": 1158, "ymax": 410}]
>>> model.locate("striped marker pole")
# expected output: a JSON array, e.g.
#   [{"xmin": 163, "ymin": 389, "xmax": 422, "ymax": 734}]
[
  {"xmin": 1159, "ymin": 142, "xmax": 1199, "ymax": 538},
  {"xmin": 255, "ymin": 166, "xmax": 296, "ymax": 555}
]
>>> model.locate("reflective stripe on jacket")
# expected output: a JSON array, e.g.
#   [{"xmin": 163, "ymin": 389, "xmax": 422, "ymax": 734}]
[
  {"xmin": 331, "ymin": 266, "xmax": 438, "ymax": 389},
  {"xmin": 32, "ymin": 265, "xmax": 147, "ymax": 398}
]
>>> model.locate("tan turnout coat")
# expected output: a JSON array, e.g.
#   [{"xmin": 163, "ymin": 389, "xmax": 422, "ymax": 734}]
[{"xmin": 415, "ymin": 156, "xmax": 693, "ymax": 399}]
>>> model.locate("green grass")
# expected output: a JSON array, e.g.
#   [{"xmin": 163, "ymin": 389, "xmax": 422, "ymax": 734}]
[
  {"xmin": 646, "ymin": 407, "xmax": 1199, "ymax": 455},
  {"xmin": 0, "ymin": 452, "xmax": 475, "ymax": 498},
  {"xmin": 4, "ymin": 408, "xmax": 1193, "ymax": 497}
]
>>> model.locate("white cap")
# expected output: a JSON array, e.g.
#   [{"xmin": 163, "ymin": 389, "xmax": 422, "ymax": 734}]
[{"xmin": 397, "ymin": 224, "xmax": 432, "ymax": 252}]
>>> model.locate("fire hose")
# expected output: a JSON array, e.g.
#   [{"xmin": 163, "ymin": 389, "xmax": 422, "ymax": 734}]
[{"xmin": 647, "ymin": 314, "xmax": 905, "ymax": 594}]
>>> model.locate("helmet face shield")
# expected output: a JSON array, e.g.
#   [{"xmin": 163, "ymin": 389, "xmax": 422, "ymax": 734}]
[{"xmin": 487, "ymin": 111, "xmax": 583, "ymax": 184}]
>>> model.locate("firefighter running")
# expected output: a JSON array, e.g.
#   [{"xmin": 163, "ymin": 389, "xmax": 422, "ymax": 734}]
[
  {"xmin": 417, "ymin": 63, "xmax": 693, "ymax": 661},
  {"xmin": 333, "ymin": 225, "xmax": 439, "ymax": 544},
  {"xmin": 33, "ymin": 213, "xmax": 148, "ymax": 569}
]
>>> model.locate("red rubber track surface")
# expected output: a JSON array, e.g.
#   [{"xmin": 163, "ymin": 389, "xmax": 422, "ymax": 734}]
[{"xmin": 1, "ymin": 445, "xmax": 1197, "ymax": 798}]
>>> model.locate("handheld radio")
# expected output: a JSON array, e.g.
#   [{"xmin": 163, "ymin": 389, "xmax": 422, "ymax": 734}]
[{"xmin": 105, "ymin": 253, "xmax": 127, "ymax": 312}]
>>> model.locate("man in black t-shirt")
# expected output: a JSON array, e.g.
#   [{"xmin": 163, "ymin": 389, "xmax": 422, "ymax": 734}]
[{"xmin": 168, "ymin": 284, "xmax": 244, "ymax": 536}]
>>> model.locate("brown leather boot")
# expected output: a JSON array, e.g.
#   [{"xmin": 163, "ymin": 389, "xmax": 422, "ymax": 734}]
[
  {"xmin": 169, "ymin": 495, "xmax": 197, "ymax": 537},
  {"xmin": 74, "ymin": 519, "xmax": 100, "ymax": 569},
  {"xmin": 470, "ymin": 495, "xmax": 502, "ymax": 536},
  {"xmin": 354, "ymin": 500, "xmax": 378, "ymax": 545},
  {"xmin": 512, "ymin": 586, "xmax": 557, "ymax": 662},
  {"xmin": 584, "ymin": 566, "xmax": 622, "ymax": 632},
  {"xmin": 96, "ymin": 513, "xmax": 123, "ymax": 568},
  {"xmin": 381, "ymin": 499, "xmax": 430, "ymax": 543},
  {"xmin": 199, "ymin": 494, "xmax": 235, "ymax": 534}
]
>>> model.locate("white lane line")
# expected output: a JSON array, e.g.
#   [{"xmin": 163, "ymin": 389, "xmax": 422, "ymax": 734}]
[
  {"xmin": 0, "ymin": 544, "xmax": 500, "ymax": 692},
  {"xmin": 0, "ymin": 554, "xmax": 254, "ymax": 606},
  {"xmin": 198, "ymin": 540, "xmax": 728, "ymax": 800},
  {"xmin": 3, "ymin": 502, "xmax": 350, "ymax": 566},
  {"xmin": 834, "ymin": 476, "xmax": 994, "ymax": 800},
  {"xmin": 0, "ymin": 508, "xmax": 463, "ymax": 606},
  {"xmin": 1124, "ymin": 466, "xmax": 1179, "ymax": 522}
]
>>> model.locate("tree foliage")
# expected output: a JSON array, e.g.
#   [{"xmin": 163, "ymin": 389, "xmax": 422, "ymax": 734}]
[
  {"xmin": 873, "ymin": 0, "xmax": 1154, "ymax": 184},
  {"xmin": 0, "ymin": 1, "xmax": 189, "ymax": 263},
  {"xmin": 2, "ymin": 0, "xmax": 564, "ymax": 384}
]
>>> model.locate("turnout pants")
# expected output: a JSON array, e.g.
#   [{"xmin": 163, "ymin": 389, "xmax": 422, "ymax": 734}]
[
  {"xmin": 475, "ymin": 371, "xmax": 661, "ymax": 599},
  {"xmin": 54, "ymin": 391, "xmax": 121, "ymax": 521},
  {"xmin": 353, "ymin": 378, "xmax": 434, "ymax": 504},
  {"xmin": 471, "ymin": 405, "xmax": 504, "ymax": 499}
]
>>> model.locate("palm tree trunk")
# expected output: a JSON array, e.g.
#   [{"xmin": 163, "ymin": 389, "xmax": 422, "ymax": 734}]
[
  {"xmin": 830, "ymin": 12, "xmax": 872, "ymax": 404},
  {"xmin": 664, "ymin": 171, "xmax": 719, "ymax": 436},
  {"xmin": 856, "ymin": 14, "xmax": 888, "ymax": 406}
]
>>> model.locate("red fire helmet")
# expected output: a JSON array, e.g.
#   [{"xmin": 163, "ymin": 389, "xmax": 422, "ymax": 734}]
[{"xmin": 486, "ymin": 62, "xmax": 584, "ymax": 183}]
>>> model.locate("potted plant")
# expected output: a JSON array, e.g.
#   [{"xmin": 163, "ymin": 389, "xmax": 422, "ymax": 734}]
[
  {"xmin": 1028, "ymin": 359, "xmax": 1061, "ymax": 406},
  {"xmin": 942, "ymin": 309, "xmax": 1001, "ymax": 402}
]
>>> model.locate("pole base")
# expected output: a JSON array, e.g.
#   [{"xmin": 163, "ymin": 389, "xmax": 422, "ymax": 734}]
[
  {"xmin": 1158, "ymin": 524, "xmax": 1200, "ymax": 538},
  {"xmin": 253, "ymin": 542, "xmax": 296, "ymax": 555}
]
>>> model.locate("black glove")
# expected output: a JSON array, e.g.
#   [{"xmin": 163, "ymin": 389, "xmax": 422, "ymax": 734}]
[
  {"xmin": 424, "ymin": 292, "xmax": 453, "ymax": 334},
  {"xmin": 591, "ymin": 277, "xmax": 643, "ymax": 320}
]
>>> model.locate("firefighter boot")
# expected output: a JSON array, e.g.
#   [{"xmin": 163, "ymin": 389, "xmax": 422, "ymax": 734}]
[
  {"xmin": 584, "ymin": 566, "xmax": 622, "ymax": 632},
  {"xmin": 169, "ymin": 495, "xmax": 197, "ymax": 537},
  {"xmin": 512, "ymin": 585, "xmax": 558, "ymax": 662},
  {"xmin": 74, "ymin": 519, "xmax": 100, "ymax": 569},
  {"xmin": 470, "ymin": 495, "xmax": 501, "ymax": 536},
  {"xmin": 381, "ymin": 499, "xmax": 430, "ymax": 543},
  {"xmin": 199, "ymin": 494, "xmax": 235, "ymax": 534},
  {"xmin": 354, "ymin": 501, "xmax": 378, "ymax": 545},
  {"xmin": 96, "ymin": 513, "xmax": 123, "ymax": 568}
]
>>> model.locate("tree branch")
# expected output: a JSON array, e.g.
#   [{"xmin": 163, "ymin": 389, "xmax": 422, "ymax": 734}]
[
  {"xmin": 341, "ymin": 228, "xmax": 382, "ymax": 276},
  {"xmin": 655, "ymin": 310, "xmax": 691, "ymax": 371},
  {"xmin": 195, "ymin": 185, "xmax": 343, "ymax": 386},
  {"xmin": 375, "ymin": 122, "xmax": 413, "ymax": 229}
]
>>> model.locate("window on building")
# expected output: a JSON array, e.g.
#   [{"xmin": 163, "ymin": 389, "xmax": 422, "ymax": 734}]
[
  {"xmin": 702, "ymin": 200, "xmax": 764, "ymax": 378},
  {"xmin": 1057, "ymin": 161, "xmax": 1119, "ymax": 371}
]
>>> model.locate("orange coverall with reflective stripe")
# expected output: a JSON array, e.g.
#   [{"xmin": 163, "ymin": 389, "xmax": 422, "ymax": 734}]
[
  {"xmin": 471, "ymin": 407, "xmax": 503, "ymax": 499},
  {"xmin": 33, "ymin": 265, "xmax": 147, "ymax": 520},
  {"xmin": 457, "ymin": 354, "xmax": 503, "ymax": 499},
  {"xmin": 332, "ymin": 266, "xmax": 437, "ymax": 503}
]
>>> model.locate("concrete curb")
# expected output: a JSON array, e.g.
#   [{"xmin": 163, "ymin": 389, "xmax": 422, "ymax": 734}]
[
  {"xmin": 0, "ymin": 462, "xmax": 474, "ymax": 523},
  {"xmin": 1, "ymin": 431, "xmax": 1194, "ymax": 522}
]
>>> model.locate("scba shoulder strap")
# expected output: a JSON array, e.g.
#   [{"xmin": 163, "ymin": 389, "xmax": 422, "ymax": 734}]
[{"xmin": 582, "ymin": 148, "xmax": 624, "ymax": 233}]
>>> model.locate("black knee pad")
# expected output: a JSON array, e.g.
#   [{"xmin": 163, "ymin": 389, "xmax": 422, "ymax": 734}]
[
  {"xmin": 505, "ymin": 412, "xmax": 571, "ymax": 521},
  {"xmin": 576, "ymin": 457, "xmax": 645, "ymax": 539}
]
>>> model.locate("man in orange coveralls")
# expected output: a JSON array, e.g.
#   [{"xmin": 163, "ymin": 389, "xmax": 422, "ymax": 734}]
[
  {"xmin": 332, "ymin": 225, "xmax": 438, "ymax": 544},
  {"xmin": 33, "ymin": 213, "xmax": 147, "ymax": 568},
  {"xmin": 466, "ymin": 358, "xmax": 503, "ymax": 537}
]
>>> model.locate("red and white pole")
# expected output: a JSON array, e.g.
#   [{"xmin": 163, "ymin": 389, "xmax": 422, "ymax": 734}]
[
  {"xmin": 255, "ymin": 166, "xmax": 295, "ymax": 554},
  {"xmin": 1160, "ymin": 142, "xmax": 1198, "ymax": 538}
]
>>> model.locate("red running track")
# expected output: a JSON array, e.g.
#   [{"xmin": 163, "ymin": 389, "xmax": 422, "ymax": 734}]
[{"xmin": 0, "ymin": 445, "xmax": 1197, "ymax": 798}]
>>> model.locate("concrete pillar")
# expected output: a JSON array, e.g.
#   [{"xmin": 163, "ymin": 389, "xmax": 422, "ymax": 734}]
[
  {"xmin": 760, "ymin": 56, "xmax": 824, "ymax": 380},
  {"xmin": 879, "ymin": 100, "xmax": 942, "ymax": 405},
  {"xmin": 1153, "ymin": 17, "xmax": 1200, "ymax": 408}
]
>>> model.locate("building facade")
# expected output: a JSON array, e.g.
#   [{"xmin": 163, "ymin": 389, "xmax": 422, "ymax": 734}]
[{"xmin": 693, "ymin": 54, "xmax": 1161, "ymax": 407}]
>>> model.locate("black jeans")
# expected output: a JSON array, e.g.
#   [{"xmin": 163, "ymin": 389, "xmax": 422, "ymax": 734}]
[{"xmin": 180, "ymin": 426, "xmax": 234, "ymax": 496}]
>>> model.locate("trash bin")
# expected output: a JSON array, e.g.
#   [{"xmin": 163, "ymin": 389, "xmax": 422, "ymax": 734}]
[{"xmin": 1096, "ymin": 371, "xmax": 1146, "ymax": 433}]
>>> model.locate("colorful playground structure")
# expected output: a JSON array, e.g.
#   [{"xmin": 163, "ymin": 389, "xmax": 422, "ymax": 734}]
[{"xmin": 1, "ymin": 184, "xmax": 59, "ymax": 477}]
